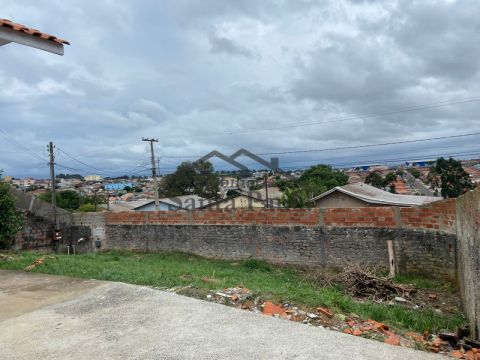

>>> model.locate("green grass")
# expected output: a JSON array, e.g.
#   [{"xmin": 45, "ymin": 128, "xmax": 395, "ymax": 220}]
[
  {"xmin": 0, "ymin": 250, "xmax": 464, "ymax": 334},
  {"xmin": 394, "ymin": 273, "xmax": 455, "ymax": 291}
]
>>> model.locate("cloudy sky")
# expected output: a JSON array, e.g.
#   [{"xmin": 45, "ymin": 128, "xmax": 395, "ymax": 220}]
[{"xmin": 1, "ymin": 0, "xmax": 480, "ymax": 178}]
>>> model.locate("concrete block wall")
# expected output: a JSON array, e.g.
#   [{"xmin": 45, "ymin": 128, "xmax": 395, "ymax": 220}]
[
  {"xmin": 97, "ymin": 199, "xmax": 459, "ymax": 278},
  {"xmin": 456, "ymin": 188, "xmax": 480, "ymax": 339}
]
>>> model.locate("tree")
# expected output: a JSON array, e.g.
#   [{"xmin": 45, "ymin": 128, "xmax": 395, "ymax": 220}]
[
  {"xmin": 365, "ymin": 171, "xmax": 387, "ymax": 189},
  {"xmin": 434, "ymin": 157, "xmax": 473, "ymax": 198},
  {"xmin": 407, "ymin": 168, "xmax": 420, "ymax": 178},
  {"xmin": 385, "ymin": 172, "xmax": 397, "ymax": 183},
  {"xmin": 226, "ymin": 189, "xmax": 240, "ymax": 197},
  {"xmin": 38, "ymin": 190, "xmax": 80, "ymax": 211},
  {"xmin": 280, "ymin": 187, "xmax": 309, "ymax": 208},
  {"xmin": 296, "ymin": 165, "xmax": 349, "ymax": 197},
  {"xmin": 0, "ymin": 173, "xmax": 23, "ymax": 249},
  {"xmin": 160, "ymin": 161, "xmax": 220, "ymax": 199},
  {"xmin": 77, "ymin": 203, "xmax": 97, "ymax": 212}
]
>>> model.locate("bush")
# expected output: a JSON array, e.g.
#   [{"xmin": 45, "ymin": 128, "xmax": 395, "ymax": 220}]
[
  {"xmin": 77, "ymin": 203, "xmax": 97, "ymax": 212},
  {"xmin": 0, "ymin": 179, "xmax": 24, "ymax": 249}
]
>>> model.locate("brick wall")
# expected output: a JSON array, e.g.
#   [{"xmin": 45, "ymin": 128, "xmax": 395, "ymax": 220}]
[
  {"xmin": 17, "ymin": 195, "xmax": 459, "ymax": 278},
  {"xmin": 400, "ymin": 199, "xmax": 457, "ymax": 233},
  {"xmin": 14, "ymin": 212, "xmax": 53, "ymax": 250},
  {"xmin": 104, "ymin": 199, "xmax": 457, "ymax": 234},
  {"xmin": 95, "ymin": 199, "xmax": 459, "ymax": 278},
  {"xmin": 105, "ymin": 208, "xmax": 321, "ymax": 226}
]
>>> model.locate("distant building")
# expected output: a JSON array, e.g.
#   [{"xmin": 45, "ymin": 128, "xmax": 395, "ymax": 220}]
[
  {"xmin": 85, "ymin": 175, "xmax": 103, "ymax": 182},
  {"xmin": 311, "ymin": 182, "xmax": 440, "ymax": 208},
  {"xmin": 201, "ymin": 187, "xmax": 283, "ymax": 209},
  {"xmin": 12, "ymin": 177, "xmax": 36, "ymax": 188},
  {"xmin": 57, "ymin": 178, "xmax": 82, "ymax": 189},
  {"xmin": 105, "ymin": 195, "xmax": 213, "ymax": 212},
  {"xmin": 104, "ymin": 182, "xmax": 134, "ymax": 191}
]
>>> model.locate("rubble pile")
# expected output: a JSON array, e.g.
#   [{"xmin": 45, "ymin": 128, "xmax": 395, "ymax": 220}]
[
  {"xmin": 200, "ymin": 284, "xmax": 478, "ymax": 358},
  {"xmin": 340, "ymin": 268, "xmax": 416, "ymax": 301}
]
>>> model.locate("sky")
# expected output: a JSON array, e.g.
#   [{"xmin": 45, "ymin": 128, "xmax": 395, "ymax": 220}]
[{"xmin": 1, "ymin": 0, "xmax": 480, "ymax": 178}]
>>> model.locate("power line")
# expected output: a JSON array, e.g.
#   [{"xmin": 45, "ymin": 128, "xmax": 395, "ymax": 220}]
[
  {"xmin": 0, "ymin": 129, "xmax": 47, "ymax": 162},
  {"xmin": 57, "ymin": 148, "xmax": 113, "ymax": 174},
  {"xmin": 215, "ymin": 96, "xmax": 480, "ymax": 135},
  {"xmin": 160, "ymin": 131, "xmax": 480, "ymax": 158}
]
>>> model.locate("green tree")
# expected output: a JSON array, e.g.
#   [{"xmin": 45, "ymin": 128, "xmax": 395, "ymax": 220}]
[
  {"xmin": 275, "ymin": 178, "xmax": 297, "ymax": 191},
  {"xmin": 0, "ymin": 174, "xmax": 24, "ymax": 249},
  {"xmin": 38, "ymin": 190, "xmax": 81, "ymax": 211},
  {"xmin": 77, "ymin": 203, "xmax": 97, "ymax": 212},
  {"xmin": 296, "ymin": 165, "xmax": 348, "ymax": 197},
  {"xmin": 385, "ymin": 172, "xmax": 397, "ymax": 183},
  {"xmin": 434, "ymin": 157, "xmax": 473, "ymax": 198},
  {"xmin": 160, "ymin": 161, "xmax": 220, "ymax": 199},
  {"xmin": 226, "ymin": 189, "xmax": 240, "ymax": 197},
  {"xmin": 365, "ymin": 171, "xmax": 387, "ymax": 189},
  {"xmin": 407, "ymin": 168, "xmax": 420, "ymax": 178},
  {"xmin": 280, "ymin": 187, "xmax": 309, "ymax": 208}
]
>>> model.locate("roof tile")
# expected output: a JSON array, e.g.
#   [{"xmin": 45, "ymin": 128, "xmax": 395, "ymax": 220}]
[{"xmin": 0, "ymin": 19, "xmax": 70, "ymax": 45}]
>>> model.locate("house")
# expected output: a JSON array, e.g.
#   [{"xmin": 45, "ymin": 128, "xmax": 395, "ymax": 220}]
[
  {"xmin": 85, "ymin": 175, "xmax": 103, "ymax": 182},
  {"xmin": 201, "ymin": 187, "xmax": 283, "ymax": 210},
  {"xmin": 0, "ymin": 19, "xmax": 69, "ymax": 55},
  {"xmin": 104, "ymin": 195, "xmax": 213, "ymax": 212},
  {"xmin": 104, "ymin": 182, "xmax": 134, "ymax": 191},
  {"xmin": 311, "ymin": 182, "xmax": 440, "ymax": 208},
  {"xmin": 133, "ymin": 195, "xmax": 213, "ymax": 211}
]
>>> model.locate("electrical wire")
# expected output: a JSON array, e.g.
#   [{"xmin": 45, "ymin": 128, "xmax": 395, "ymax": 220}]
[{"xmin": 159, "ymin": 131, "xmax": 480, "ymax": 159}]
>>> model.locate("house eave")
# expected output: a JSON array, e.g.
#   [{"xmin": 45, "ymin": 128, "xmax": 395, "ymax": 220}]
[{"xmin": 0, "ymin": 26, "xmax": 64, "ymax": 55}]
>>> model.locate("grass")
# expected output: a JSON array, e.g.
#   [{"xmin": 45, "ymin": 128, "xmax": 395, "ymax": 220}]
[{"xmin": 0, "ymin": 250, "xmax": 465, "ymax": 334}]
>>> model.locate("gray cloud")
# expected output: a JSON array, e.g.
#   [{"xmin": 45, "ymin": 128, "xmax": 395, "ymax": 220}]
[
  {"xmin": 1, "ymin": 0, "xmax": 480, "ymax": 177},
  {"xmin": 210, "ymin": 35, "xmax": 257, "ymax": 59}
]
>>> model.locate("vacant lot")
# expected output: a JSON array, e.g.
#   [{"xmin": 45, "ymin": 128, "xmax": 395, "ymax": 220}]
[{"xmin": 0, "ymin": 250, "xmax": 464, "ymax": 337}]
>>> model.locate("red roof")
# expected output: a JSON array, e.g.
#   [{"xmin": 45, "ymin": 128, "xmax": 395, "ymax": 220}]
[
  {"xmin": 0, "ymin": 19, "xmax": 69, "ymax": 45},
  {"xmin": 392, "ymin": 179, "xmax": 411, "ymax": 195}
]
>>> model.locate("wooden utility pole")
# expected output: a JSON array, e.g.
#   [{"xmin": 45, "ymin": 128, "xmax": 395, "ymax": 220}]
[
  {"xmin": 264, "ymin": 173, "xmax": 269, "ymax": 208},
  {"xmin": 48, "ymin": 141, "xmax": 57, "ymax": 227},
  {"xmin": 142, "ymin": 138, "xmax": 160, "ymax": 210}
]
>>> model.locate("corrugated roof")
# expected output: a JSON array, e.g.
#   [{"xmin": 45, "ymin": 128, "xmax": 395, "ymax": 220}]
[
  {"xmin": 0, "ymin": 19, "xmax": 70, "ymax": 45},
  {"xmin": 312, "ymin": 182, "xmax": 440, "ymax": 206}
]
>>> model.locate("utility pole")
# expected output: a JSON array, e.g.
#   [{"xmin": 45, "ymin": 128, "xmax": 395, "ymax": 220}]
[
  {"xmin": 142, "ymin": 138, "xmax": 160, "ymax": 210},
  {"xmin": 264, "ymin": 173, "xmax": 269, "ymax": 208},
  {"xmin": 48, "ymin": 141, "xmax": 57, "ymax": 226}
]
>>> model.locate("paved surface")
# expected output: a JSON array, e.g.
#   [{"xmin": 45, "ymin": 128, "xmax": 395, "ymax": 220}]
[
  {"xmin": 403, "ymin": 172, "xmax": 435, "ymax": 196},
  {"xmin": 0, "ymin": 270, "xmax": 442, "ymax": 360}
]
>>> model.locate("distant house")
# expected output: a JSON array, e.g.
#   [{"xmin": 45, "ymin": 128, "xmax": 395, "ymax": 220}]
[
  {"xmin": 133, "ymin": 195, "xmax": 213, "ymax": 211},
  {"xmin": 105, "ymin": 195, "xmax": 213, "ymax": 212},
  {"xmin": 201, "ymin": 187, "xmax": 283, "ymax": 210},
  {"xmin": 311, "ymin": 182, "xmax": 440, "ymax": 208},
  {"xmin": 104, "ymin": 182, "xmax": 134, "ymax": 191},
  {"xmin": 85, "ymin": 175, "xmax": 103, "ymax": 182}
]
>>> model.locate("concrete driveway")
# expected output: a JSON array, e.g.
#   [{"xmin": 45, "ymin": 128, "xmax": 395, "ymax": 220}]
[{"xmin": 0, "ymin": 270, "xmax": 442, "ymax": 360}]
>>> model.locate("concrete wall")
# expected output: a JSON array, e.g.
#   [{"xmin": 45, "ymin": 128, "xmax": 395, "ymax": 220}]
[
  {"xmin": 456, "ymin": 188, "xmax": 480, "ymax": 340},
  {"xmin": 104, "ymin": 224, "xmax": 456, "ymax": 277},
  {"xmin": 95, "ymin": 200, "xmax": 458, "ymax": 277}
]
